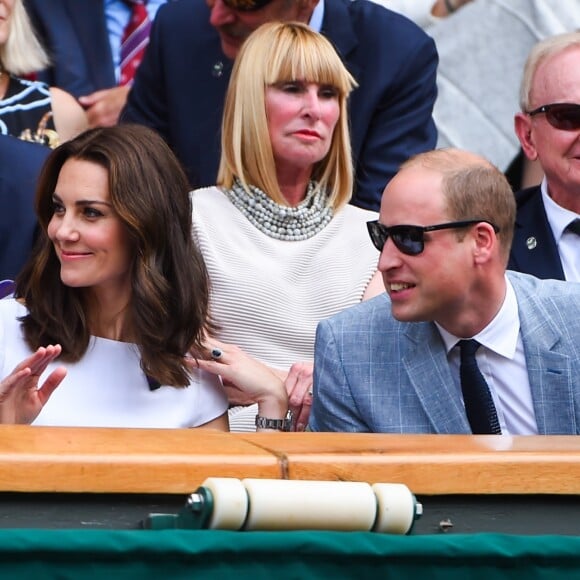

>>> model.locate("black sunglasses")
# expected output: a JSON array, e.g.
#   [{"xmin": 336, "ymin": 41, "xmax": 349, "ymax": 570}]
[
  {"xmin": 526, "ymin": 103, "xmax": 580, "ymax": 131},
  {"xmin": 366, "ymin": 220, "xmax": 499, "ymax": 256}
]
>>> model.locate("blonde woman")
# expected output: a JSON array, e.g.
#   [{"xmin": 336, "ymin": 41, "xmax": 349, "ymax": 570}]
[{"xmin": 192, "ymin": 22, "xmax": 384, "ymax": 432}]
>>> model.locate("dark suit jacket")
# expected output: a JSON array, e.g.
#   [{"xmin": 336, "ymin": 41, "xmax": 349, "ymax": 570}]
[
  {"xmin": 508, "ymin": 185, "xmax": 565, "ymax": 281},
  {"xmin": 0, "ymin": 135, "xmax": 50, "ymax": 280},
  {"xmin": 25, "ymin": 0, "xmax": 116, "ymax": 97},
  {"xmin": 122, "ymin": 0, "xmax": 438, "ymax": 211}
]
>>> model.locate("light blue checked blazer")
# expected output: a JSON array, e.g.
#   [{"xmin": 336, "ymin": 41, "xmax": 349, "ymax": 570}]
[{"xmin": 310, "ymin": 271, "xmax": 580, "ymax": 434}]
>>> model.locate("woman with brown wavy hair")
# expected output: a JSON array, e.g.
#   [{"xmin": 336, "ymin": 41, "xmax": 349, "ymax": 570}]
[{"xmin": 0, "ymin": 124, "xmax": 287, "ymax": 428}]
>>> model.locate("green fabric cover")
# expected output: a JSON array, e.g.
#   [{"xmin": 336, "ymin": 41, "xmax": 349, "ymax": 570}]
[{"xmin": 0, "ymin": 530, "xmax": 578, "ymax": 579}]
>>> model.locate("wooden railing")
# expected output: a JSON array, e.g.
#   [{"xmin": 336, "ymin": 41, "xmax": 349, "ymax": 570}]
[{"xmin": 1, "ymin": 426, "xmax": 579, "ymax": 495}]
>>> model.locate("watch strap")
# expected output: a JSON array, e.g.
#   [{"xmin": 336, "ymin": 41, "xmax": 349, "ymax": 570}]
[{"xmin": 255, "ymin": 410, "xmax": 293, "ymax": 431}]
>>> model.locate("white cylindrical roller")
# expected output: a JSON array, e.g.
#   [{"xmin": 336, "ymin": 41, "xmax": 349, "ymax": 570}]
[
  {"xmin": 371, "ymin": 483, "xmax": 417, "ymax": 535},
  {"xmin": 202, "ymin": 477, "xmax": 248, "ymax": 530},
  {"xmin": 241, "ymin": 479, "xmax": 377, "ymax": 531}
]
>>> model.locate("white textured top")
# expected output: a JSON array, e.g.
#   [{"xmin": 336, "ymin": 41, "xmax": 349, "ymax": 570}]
[
  {"xmin": 191, "ymin": 187, "xmax": 379, "ymax": 430},
  {"xmin": 0, "ymin": 299, "xmax": 228, "ymax": 428}
]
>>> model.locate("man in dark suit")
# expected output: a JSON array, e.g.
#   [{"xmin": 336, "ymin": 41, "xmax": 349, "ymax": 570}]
[
  {"xmin": 509, "ymin": 32, "xmax": 580, "ymax": 282},
  {"xmin": 121, "ymin": 0, "xmax": 438, "ymax": 211},
  {"xmin": 0, "ymin": 135, "xmax": 50, "ymax": 280},
  {"xmin": 24, "ymin": 0, "xmax": 168, "ymax": 127}
]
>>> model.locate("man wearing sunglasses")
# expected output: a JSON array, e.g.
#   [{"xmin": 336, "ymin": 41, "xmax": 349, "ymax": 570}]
[
  {"xmin": 309, "ymin": 148, "xmax": 580, "ymax": 435},
  {"xmin": 121, "ymin": 0, "xmax": 438, "ymax": 212},
  {"xmin": 510, "ymin": 32, "xmax": 580, "ymax": 282}
]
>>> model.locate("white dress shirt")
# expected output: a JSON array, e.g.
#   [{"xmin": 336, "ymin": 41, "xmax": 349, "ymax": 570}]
[
  {"xmin": 542, "ymin": 178, "xmax": 580, "ymax": 282},
  {"xmin": 310, "ymin": 0, "xmax": 324, "ymax": 31},
  {"xmin": 436, "ymin": 277, "xmax": 538, "ymax": 434}
]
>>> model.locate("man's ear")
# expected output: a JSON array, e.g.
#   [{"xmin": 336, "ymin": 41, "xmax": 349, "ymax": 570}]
[
  {"xmin": 514, "ymin": 112, "xmax": 538, "ymax": 161},
  {"xmin": 472, "ymin": 221, "xmax": 496, "ymax": 265}
]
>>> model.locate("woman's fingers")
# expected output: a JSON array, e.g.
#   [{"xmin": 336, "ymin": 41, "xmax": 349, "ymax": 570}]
[
  {"xmin": 37, "ymin": 366, "xmax": 67, "ymax": 405},
  {"xmin": 0, "ymin": 350, "xmax": 66, "ymax": 424},
  {"xmin": 294, "ymin": 400, "xmax": 313, "ymax": 433},
  {"xmin": 0, "ymin": 368, "xmax": 32, "ymax": 402},
  {"xmin": 284, "ymin": 362, "xmax": 314, "ymax": 431},
  {"xmin": 2, "ymin": 345, "xmax": 63, "ymax": 399},
  {"xmin": 18, "ymin": 345, "xmax": 62, "ymax": 376}
]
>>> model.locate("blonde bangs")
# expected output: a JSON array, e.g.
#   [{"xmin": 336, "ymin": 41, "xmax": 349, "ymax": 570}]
[
  {"xmin": 264, "ymin": 28, "xmax": 356, "ymax": 97},
  {"xmin": 218, "ymin": 21, "xmax": 356, "ymax": 209}
]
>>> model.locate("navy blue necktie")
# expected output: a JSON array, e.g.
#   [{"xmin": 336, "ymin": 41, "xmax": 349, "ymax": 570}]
[
  {"xmin": 565, "ymin": 218, "xmax": 580, "ymax": 236},
  {"xmin": 458, "ymin": 339, "xmax": 502, "ymax": 434}
]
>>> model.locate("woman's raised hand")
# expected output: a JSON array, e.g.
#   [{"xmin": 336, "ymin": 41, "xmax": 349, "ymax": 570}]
[{"xmin": 0, "ymin": 345, "xmax": 67, "ymax": 424}]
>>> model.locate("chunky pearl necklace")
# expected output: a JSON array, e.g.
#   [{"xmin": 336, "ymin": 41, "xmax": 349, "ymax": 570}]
[{"xmin": 224, "ymin": 179, "xmax": 334, "ymax": 241}]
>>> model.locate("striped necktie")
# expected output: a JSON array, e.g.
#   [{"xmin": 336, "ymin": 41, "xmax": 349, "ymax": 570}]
[
  {"xmin": 119, "ymin": 0, "xmax": 151, "ymax": 86},
  {"xmin": 458, "ymin": 339, "xmax": 502, "ymax": 434}
]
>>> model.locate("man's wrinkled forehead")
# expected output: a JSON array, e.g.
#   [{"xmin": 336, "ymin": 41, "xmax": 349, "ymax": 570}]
[{"xmin": 223, "ymin": 0, "xmax": 274, "ymax": 11}]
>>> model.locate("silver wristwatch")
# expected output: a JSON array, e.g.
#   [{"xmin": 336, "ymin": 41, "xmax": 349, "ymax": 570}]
[{"xmin": 255, "ymin": 409, "xmax": 293, "ymax": 432}]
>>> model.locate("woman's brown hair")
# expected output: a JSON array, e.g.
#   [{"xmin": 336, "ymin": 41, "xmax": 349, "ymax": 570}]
[{"xmin": 16, "ymin": 125, "xmax": 212, "ymax": 387}]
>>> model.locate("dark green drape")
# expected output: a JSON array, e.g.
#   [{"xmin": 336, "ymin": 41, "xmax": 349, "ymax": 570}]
[{"xmin": 0, "ymin": 530, "xmax": 579, "ymax": 579}]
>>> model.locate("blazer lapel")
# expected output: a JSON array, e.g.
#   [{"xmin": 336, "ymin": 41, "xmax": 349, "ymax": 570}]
[
  {"xmin": 322, "ymin": 0, "xmax": 361, "ymax": 80},
  {"xmin": 510, "ymin": 187, "xmax": 565, "ymax": 280},
  {"xmin": 402, "ymin": 323, "xmax": 471, "ymax": 434},
  {"xmin": 514, "ymin": 275, "xmax": 577, "ymax": 434}
]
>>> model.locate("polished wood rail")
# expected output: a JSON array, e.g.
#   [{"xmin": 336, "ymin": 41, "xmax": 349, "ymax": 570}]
[
  {"xmin": 1, "ymin": 426, "xmax": 579, "ymax": 495},
  {"xmin": 239, "ymin": 432, "xmax": 580, "ymax": 495},
  {"xmin": 0, "ymin": 426, "xmax": 279, "ymax": 493}
]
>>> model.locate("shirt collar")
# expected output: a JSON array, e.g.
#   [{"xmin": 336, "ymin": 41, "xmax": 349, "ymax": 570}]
[
  {"xmin": 309, "ymin": 0, "xmax": 324, "ymax": 32},
  {"xmin": 436, "ymin": 275, "xmax": 520, "ymax": 359},
  {"xmin": 541, "ymin": 177, "xmax": 580, "ymax": 241}
]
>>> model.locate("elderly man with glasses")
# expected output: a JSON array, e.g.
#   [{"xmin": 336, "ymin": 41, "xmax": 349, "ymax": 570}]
[
  {"xmin": 309, "ymin": 148, "xmax": 580, "ymax": 435},
  {"xmin": 509, "ymin": 32, "xmax": 580, "ymax": 282}
]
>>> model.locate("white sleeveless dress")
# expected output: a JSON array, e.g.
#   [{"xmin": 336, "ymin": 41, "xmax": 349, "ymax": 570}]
[
  {"xmin": 191, "ymin": 186, "xmax": 379, "ymax": 431},
  {"xmin": 0, "ymin": 300, "xmax": 228, "ymax": 428}
]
